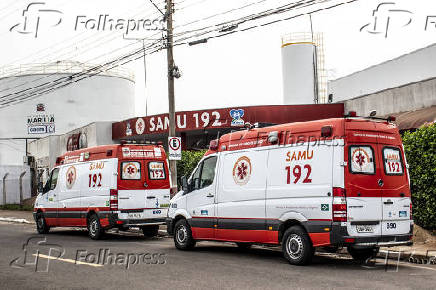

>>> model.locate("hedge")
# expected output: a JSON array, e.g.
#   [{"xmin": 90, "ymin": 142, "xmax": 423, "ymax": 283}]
[
  {"xmin": 176, "ymin": 150, "xmax": 206, "ymax": 186},
  {"xmin": 403, "ymin": 123, "xmax": 436, "ymax": 230}
]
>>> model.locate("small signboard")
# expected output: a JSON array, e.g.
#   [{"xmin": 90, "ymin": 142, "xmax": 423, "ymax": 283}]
[{"xmin": 168, "ymin": 137, "xmax": 182, "ymax": 160}]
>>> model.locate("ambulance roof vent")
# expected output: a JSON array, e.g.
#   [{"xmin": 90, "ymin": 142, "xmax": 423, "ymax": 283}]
[
  {"xmin": 244, "ymin": 122, "xmax": 255, "ymax": 130},
  {"xmin": 268, "ymin": 131, "xmax": 279, "ymax": 144}
]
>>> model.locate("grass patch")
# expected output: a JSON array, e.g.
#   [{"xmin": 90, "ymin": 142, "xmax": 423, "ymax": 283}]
[{"xmin": 0, "ymin": 204, "xmax": 33, "ymax": 211}]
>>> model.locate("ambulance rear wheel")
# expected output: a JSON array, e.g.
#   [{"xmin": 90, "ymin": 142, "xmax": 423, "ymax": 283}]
[
  {"xmin": 282, "ymin": 226, "xmax": 314, "ymax": 265},
  {"xmin": 347, "ymin": 246, "xmax": 379, "ymax": 262},
  {"xmin": 36, "ymin": 212, "xmax": 50, "ymax": 234},
  {"xmin": 142, "ymin": 225, "xmax": 159, "ymax": 237},
  {"xmin": 174, "ymin": 219, "xmax": 196, "ymax": 250},
  {"xmin": 88, "ymin": 214, "xmax": 104, "ymax": 240}
]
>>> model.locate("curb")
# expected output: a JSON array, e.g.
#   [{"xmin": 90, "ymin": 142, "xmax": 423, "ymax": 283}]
[
  {"xmin": 378, "ymin": 249, "xmax": 436, "ymax": 265},
  {"xmin": 0, "ymin": 217, "xmax": 33, "ymax": 224}
]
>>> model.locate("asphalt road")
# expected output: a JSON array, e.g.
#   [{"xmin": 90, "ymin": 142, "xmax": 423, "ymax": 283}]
[{"xmin": 1, "ymin": 222, "xmax": 436, "ymax": 289}]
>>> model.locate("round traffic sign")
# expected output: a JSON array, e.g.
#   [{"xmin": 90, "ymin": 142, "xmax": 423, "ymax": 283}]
[{"xmin": 169, "ymin": 137, "xmax": 181, "ymax": 151}]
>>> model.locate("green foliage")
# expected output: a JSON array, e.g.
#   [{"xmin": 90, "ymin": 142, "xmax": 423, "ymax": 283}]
[
  {"xmin": 176, "ymin": 150, "xmax": 206, "ymax": 186},
  {"xmin": 402, "ymin": 123, "xmax": 436, "ymax": 230},
  {"xmin": 0, "ymin": 204, "xmax": 33, "ymax": 211}
]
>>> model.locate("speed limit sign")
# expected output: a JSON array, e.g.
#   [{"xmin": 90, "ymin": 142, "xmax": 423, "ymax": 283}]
[{"xmin": 168, "ymin": 137, "xmax": 182, "ymax": 160}]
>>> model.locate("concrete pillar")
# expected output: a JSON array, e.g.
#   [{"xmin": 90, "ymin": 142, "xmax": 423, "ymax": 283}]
[
  {"xmin": 19, "ymin": 171, "xmax": 26, "ymax": 206},
  {"xmin": 2, "ymin": 173, "xmax": 9, "ymax": 206}
]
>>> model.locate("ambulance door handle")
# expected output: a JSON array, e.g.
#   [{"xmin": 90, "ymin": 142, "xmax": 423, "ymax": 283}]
[
  {"xmin": 206, "ymin": 193, "xmax": 214, "ymax": 198},
  {"xmin": 147, "ymin": 196, "xmax": 156, "ymax": 199},
  {"xmin": 384, "ymin": 200, "xmax": 393, "ymax": 205}
]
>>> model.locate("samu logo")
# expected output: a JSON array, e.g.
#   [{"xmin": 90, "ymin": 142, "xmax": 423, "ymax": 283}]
[
  {"xmin": 10, "ymin": 2, "xmax": 63, "ymax": 38},
  {"xmin": 229, "ymin": 109, "xmax": 245, "ymax": 127}
]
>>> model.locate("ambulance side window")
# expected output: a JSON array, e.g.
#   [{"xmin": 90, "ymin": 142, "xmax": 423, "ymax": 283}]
[
  {"xmin": 44, "ymin": 168, "xmax": 59, "ymax": 193},
  {"xmin": 200, "ymin": 157, "xmax": 217, "ymax": 188},
  {"xmin": 382, "ymin": 147, "xmax": 404, "ymax": 175},
  {"xmin": 349, "ymin": 145, "xmax": 376, "ymax": 174},
  {"xmin": 121, "ymin": 162, "xmax": 141, "ymax": 180},
  {"xmin": 190, "ymin": 163, "xmax": 202, "ymax": 191}
]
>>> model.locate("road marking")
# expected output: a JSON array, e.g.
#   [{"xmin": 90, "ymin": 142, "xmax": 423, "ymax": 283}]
[{"xmin": 33, "ymin": 254, "xmax": 103, "ymax": 267}]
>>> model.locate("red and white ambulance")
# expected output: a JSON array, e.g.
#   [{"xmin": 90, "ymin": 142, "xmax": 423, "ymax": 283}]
[
  {"xmin": 167, "ymin": 113, "xmax": 413, "ymax": 265},
  {"xmin": 34, "ymin": 143, "xmax": 171, "ymax": 240}
]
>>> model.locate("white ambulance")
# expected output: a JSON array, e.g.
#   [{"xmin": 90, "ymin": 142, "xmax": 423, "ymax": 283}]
[
  {"xmin": 34, "ymin": 144, "xmax": 171, "ymax": 240},
  {"xmin": 167, "ymin": 114, "xmax": 413, "ymax": 265}
]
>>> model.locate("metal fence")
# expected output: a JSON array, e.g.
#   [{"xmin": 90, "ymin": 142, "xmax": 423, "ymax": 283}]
[{"xmin": 0, "ymin": 166, "xmax": 31, "ymax": 205}]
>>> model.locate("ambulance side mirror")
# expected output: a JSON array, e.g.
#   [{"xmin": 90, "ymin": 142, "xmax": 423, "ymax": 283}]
[
  {"xmin": 193, "ymin": 178, "xmax": 201, "ymax": 190},
  {"xmin": 181, "ymin": 176, "xmax": 189, "ymax": 193},
  {"xmin": 38, "ymin": 182, "xmax": 43, "ymax": 193},
  {"xmin": 38, "ymin": 182, "xmax": 44, "ymax": 192}
]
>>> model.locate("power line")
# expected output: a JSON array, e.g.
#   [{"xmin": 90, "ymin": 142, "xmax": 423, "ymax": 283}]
[
  {"xmin": 0, "ymin": 1, "xmax": 166, "ymax": 82},
  {"xmin": 0, "ymin": 0, "xmax": 340, "ymax": 106},
  {"xmin": 0, "ymin": 0, "xmax": 359, "ymax": 108},
  {"xmin": 0, "ymin": 39, "xmax": 164, "ymax": 107},
  {"xmin": 0, "ymin": 3, "xmax": 166, "ymax": 94},
  {"xmin": 173, "ymin": 0, "xmax": 271, "ymax": 31}
]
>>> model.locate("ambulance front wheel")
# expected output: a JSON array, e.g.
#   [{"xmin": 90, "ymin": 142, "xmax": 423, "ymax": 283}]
[
  {"xmin": 88, "ymin": 214, "xmax": 104, "ymax": 240},
  {"xmin": 282, "ymin": 226, "xmax": 314, "ymax": 266},
  {"xmin": 142, "ymin": 225, "xmax": 159, "ymax": 237},
  {"xmin": 36, "ymin": 212, "xmax": 50, "ymax": 234},
  {"xmin": 174, "ymin": 219, "xmax": 196, "ymax": 250}
]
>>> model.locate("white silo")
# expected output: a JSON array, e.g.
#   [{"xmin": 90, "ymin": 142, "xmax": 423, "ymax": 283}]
[
  {"xmin": 281, "ymin": 33, "xmax": 327, "ymax": 105},
  {"xmin": 0, "ymin": 61, "xmax": 135, "ymax": 165}
]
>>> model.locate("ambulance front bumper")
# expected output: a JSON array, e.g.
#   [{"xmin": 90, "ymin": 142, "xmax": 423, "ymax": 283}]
[{"xmin": 166, "ymin": 218, "xmax": 174, "ymax": 235}]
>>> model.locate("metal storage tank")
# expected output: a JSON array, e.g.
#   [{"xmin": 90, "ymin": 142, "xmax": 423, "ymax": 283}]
[
  {"xmin": 281, "ymin": 33, "xmax": 327, "ymax": 105},
  {"xmin": 0, "ymin": 61, "xmax": 135, "ymax": 165}
]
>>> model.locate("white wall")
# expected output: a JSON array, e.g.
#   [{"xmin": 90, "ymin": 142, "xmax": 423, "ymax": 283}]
[
  {"xmin": 345, "ymin": 77, "xmax": 436, "ymax": 117},
  {"xmin": 329, "ymin": 44, "xmax": 436, "ymax": 102},
  {"xmin": 0, "ymin": 165, "xmax": 31, "ymax": 205}
]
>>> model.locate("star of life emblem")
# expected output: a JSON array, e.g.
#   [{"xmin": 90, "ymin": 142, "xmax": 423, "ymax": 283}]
[{"xmin": 232, "ymin": 156, "xmax": 252, "ymax": 185}]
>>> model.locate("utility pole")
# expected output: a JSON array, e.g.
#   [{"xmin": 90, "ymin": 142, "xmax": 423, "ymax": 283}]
[
  {"xmin": 142, "ymin": 39, "xmax": 148, "ymax": 116},
  {"xmin": 166, "ymin": 0, "xmax": 177, "ymax": 190}
]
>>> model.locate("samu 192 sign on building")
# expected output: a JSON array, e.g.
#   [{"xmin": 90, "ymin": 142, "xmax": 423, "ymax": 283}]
[{"xmin": 27, "ymin": 103, "xmax": 56, "ymax": 134}]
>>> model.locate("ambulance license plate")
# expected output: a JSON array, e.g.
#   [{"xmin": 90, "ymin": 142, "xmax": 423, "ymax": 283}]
[
  {"xmin": 128, "ymin": 213, "xmax": 143, "ymax": 219},
  {"xmin": 356, "ymin": 225, "xmax": 374, "ymax": 233}
]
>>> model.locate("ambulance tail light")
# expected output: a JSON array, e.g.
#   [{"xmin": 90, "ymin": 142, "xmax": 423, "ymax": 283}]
[
  {"xmin": 110, "ymin": 189, "xmax": 118, "ymax": 210},
  {"xmin": 209, "ymin": 139, "xmax": 218, "ymax": 150},
  {"xmin": 321, "ymin": 126, "xmax": 333, "ymax": 138},
  {"xmin": 333, "ymin": 187, "xmax": 347, "ymax": 222},
  {"xmin": 348, "ymin": 111, "xmax": 357, "ymax": 117}
]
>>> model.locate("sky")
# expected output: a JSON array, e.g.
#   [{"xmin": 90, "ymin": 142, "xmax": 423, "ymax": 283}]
[{"xmin": 1, "ymin": 0, "xmax": 436, "ymax": 117}]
